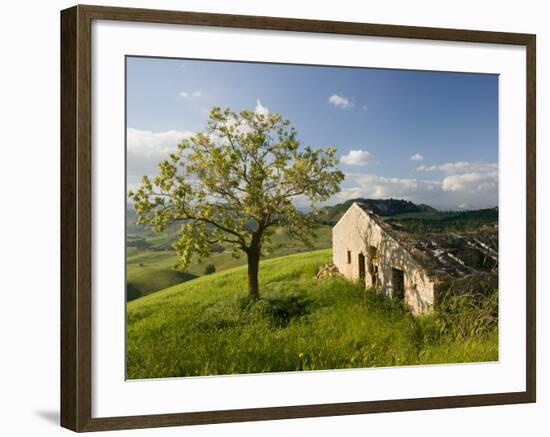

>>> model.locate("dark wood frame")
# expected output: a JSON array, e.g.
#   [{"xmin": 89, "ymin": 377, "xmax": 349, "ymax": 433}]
[{"xmin": 61, "ymin": 4, "xmax": 536, "ymax": 432}]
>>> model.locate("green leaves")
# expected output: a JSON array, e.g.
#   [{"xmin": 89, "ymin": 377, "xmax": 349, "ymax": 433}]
[{"xmin": 128, "ymin": 106, "xmax": 344, "ymax": 277}]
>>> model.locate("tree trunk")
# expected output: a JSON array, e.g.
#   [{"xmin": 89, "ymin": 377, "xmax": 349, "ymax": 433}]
[{"xmin": 247, "ymin": 246, "xmax": 261, "ymax": 300}]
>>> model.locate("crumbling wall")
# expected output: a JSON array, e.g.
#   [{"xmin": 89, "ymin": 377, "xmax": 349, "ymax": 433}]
[{"xmin": 333, "ymin": 203, "xmax": 435, "ymax": 315}]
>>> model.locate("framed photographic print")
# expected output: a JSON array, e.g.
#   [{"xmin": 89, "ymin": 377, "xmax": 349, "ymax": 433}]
[{"xmin": 60, "ymin": 4, "xmax": 536, "ymax": 432}]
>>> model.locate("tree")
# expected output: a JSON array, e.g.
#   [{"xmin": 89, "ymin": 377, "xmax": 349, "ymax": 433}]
[{"xmin": 129, "ymin": 107, "xmax": 344, "ymax": 300}]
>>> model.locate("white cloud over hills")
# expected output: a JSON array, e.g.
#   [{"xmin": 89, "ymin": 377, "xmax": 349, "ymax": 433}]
[
  {"xmin": 126, "ymin": 126, "xmax": 498, "ymax": 211},
  {"xmin": 335, "ymin": 159, "xmax": 498, "ymax": 210},
  {"xmin": 441, "ymin": 171, "xmax": 498, "ymax": 193},
  {"xmin": 416, "ymin": 161, "xmax": 497, "ymax": 173},
  {"xmin": 336, "ymin": 174, "xmax": 439, "ymax": 201},
  {"xmin": 126, "ymin": 128, "xmax": 194, "ymax": 195},
  {"xmin": 127, "ymin": 128, "xmax": 194, "ymax": 158}
]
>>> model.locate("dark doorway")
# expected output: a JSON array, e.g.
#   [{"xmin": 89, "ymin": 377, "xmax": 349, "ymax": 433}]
[
  {"xmin": 368, "ymin": 246, "xmax": 379, "ymax": 289},
  {"xmin": 358, "ymin": 253, "xmax": 366, "ymax": 285},
  {"xmin": 392, "ymin": 268, "xmax": 405, "ymax": 300}
]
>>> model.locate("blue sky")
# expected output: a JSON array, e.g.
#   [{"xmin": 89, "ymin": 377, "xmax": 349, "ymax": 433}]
[{"xmin": 126, "ymin": 56, "xmax": 498, "ymax": 210}]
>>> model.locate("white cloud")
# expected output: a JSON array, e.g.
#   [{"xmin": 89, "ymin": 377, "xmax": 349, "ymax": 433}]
[
  {"xmin": 328, "ymin": 94, "xmax": 354, "ymax": 109},
  {"xmin": 416, "ymin": 165, "xmax": 438, "ymax": 172},
  {"xmin": 442, "ymin": 172, "xmax": 498, "ymax": 193},
  {"xmin": 362, "ymin": 104, "xmax": 369, "ymax": 112},
  {"xmin": 417, "ymin": 161, "xmax": 498, "ymax": 173},
  {"xmin": 335, "ymin": 174, "xmax": 439, "ymax": 202},
  {"xmin": 180, "ymin": 90, "xmax": 202, "ymax": 98},
  {"xmin": 410, "ymin": 153, "xmax": 424, "ymax": 161},
  {"xmin": 439, "ymin": 161, "xmax": 497, "ymax": 172},
  {"xmin": 255, "ymin": 99, "xmax": 270, "ymax": 116},
  {"xmin": 340, "ymin": 150, "xmax": 375, "ymax": 166},
  {"xmin": 126, "ymin": 128, "xmax": 195, "ymax": 199},
  {"xmin": 127, "ymin": 128, "xmax": 194, "ymax": 158},
  {"xmin": 330, "ymin": 169, "xmax": 498, "ymax": 210}
]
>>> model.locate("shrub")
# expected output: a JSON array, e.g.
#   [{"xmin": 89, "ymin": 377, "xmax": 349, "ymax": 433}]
[
  {"xmin": 204, "ymin": 264, "xmax": 216, "ymax": 275},
  {"xmin": 422, "ymin": 289, "xmax": 498, "ymax": 342}
]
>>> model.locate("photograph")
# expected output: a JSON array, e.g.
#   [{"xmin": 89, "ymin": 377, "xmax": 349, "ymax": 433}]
[{"xmin": 125, "ymin": 56, "xmax": 499, "ymax": 380}]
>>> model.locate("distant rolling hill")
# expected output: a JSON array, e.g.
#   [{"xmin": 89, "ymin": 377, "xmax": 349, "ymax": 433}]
[
  {"xmin": 318, "ymin": 198, "xmax": 437, "ymax": 225},
  {"xmin": 317, "ymin": 198, "xmax": 498, "ymax": 233},
  {"xmin": 384, "ymin": 207, "xmax": 498, "ymax": 234}
]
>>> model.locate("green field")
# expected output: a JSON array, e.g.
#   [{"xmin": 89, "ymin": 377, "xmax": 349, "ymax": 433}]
[
  {"xmin": 126, "ymin": 225, "xmax": 332, "ymax": 300},
  {"xmin": 127, "ymin": 249, "xmax": 498, "ymax": 379}
]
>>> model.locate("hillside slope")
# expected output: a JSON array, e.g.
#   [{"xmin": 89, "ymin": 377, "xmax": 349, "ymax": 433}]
[
  {"xmin": 126, "ymin": 225, "xmax": 332, "ymax": 301},
  {"xmin": 127, "ymin": 249, "xmax": 497, "ymax": 379},
  {"xmin": 319, "ymin": 198, "xmax": 436, "ymax": 224}
]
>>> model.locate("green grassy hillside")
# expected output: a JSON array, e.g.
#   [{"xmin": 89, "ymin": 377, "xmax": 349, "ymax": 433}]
[
  {"xmin": 127, "ymin": 249, "xmax": 498, "ymax": 379},
  {"xmin": 126, "ymin": 225, "xmax": 332, "ymax": 300}
]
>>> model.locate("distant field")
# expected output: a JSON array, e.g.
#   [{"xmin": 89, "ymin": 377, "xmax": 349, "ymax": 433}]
[
  {"xmin": 127, "ymin": 249, "xmax": 498, "ymax": 379},
  {"xmin": 126, "ymin": 224, "xmax": 332, "ymax": 300}
]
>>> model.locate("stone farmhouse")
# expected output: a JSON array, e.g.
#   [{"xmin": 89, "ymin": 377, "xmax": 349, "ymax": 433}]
[{"xmin": 332, "ymin": 202, "xmax": 498, "ymax": 315}]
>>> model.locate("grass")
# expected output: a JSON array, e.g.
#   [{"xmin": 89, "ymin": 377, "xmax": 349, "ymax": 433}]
[
  {"xmin": 126, "ymin": 225, "xmax": 332, "ymax": 300},
  {"xmin": 126, "ymin": 251, "xmax": 198, "ymax": 301},
  {"xmin": 127, "ymin": 249, "xmax": 498, "ymax": 379}
]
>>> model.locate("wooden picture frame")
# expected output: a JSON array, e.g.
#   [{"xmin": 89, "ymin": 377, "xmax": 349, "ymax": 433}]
[{"xmin": 60, "ymin": 4, "xmax": 536, "ymax": 432}]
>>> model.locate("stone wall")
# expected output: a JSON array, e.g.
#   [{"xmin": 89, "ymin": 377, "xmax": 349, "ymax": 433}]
[{"xmin": 332, "ymin": 203, "xmax": 435, "ymax": 315}]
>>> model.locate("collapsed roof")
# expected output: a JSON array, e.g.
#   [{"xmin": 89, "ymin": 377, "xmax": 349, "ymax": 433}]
[{"xmin": 355, "ymin": 203, "xmax": 498, "ymax": 281}]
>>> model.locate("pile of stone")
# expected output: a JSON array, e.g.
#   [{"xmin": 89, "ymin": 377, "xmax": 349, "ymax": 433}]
[{"xmin": 315, "ymin": 263, "xmax": 340, "ymax": 280}]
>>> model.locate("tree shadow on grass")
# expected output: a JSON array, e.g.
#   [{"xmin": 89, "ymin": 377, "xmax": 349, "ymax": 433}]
[
  {"xmin": 263, "ymin": 294, "xmax": 313, "ymax": 328},
  {"xmin": 239, "ymin": 292, "xmax": 313, "ymax": 328}
]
